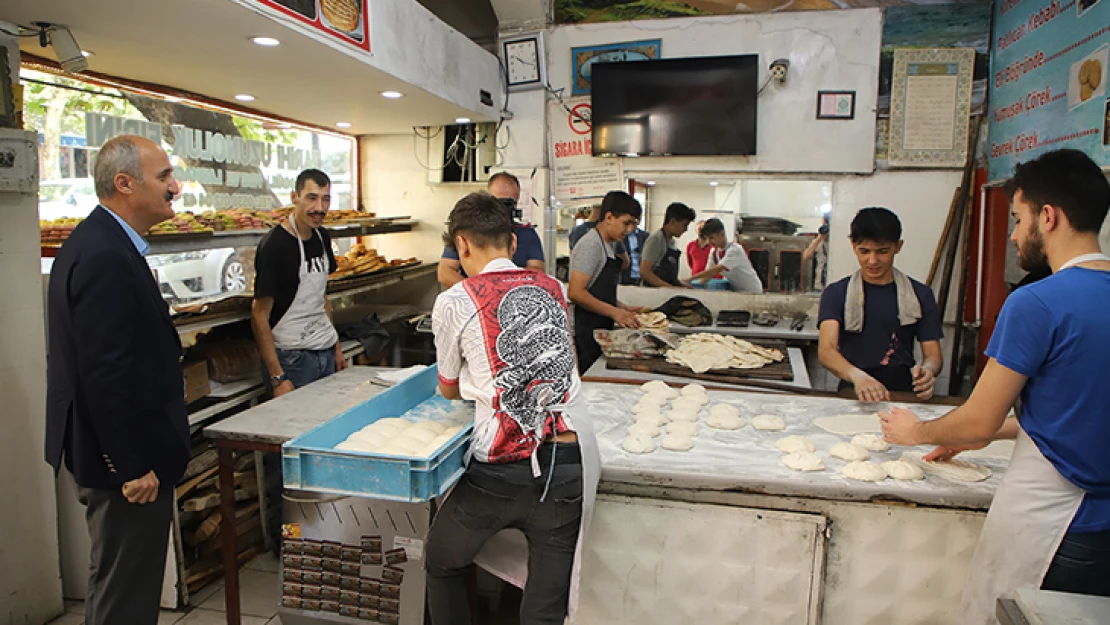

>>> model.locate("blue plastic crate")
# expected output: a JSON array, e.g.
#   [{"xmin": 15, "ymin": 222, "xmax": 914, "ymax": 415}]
[{"xmin": 282, "ymin": 366, "xmax": 473, "ymax": 503}]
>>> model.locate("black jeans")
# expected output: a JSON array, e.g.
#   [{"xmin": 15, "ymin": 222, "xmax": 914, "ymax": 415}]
[
  {"xmin": 1041, "ymin": 528, "xmax": 1110, "ymax": 596},
  {"xmin": 426, "ymin": 444, "xmax": 584, "ymax": 625}
]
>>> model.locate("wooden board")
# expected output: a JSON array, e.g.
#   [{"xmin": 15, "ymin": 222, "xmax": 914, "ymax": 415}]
[{"xmin": 606, "ymin": 339, "xmax": 794, "ymax": 383}]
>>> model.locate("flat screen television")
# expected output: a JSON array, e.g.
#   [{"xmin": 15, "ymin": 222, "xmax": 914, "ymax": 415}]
[{"xmin": 591, "ymin": 55, "xmax": 759, "ymax": 157}]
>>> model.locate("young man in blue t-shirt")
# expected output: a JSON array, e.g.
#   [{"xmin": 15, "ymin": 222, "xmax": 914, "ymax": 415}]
[
  {"xmin": 881, "ymin": 149, "xmax": 1110, "ymax": 621},
  {"xmin": 436, "ymin": 172, "xmax": 545, "ymax": 288},
  {"xmin": 817, "ymin": 207, "xmax": 944, "ymax": 402}
]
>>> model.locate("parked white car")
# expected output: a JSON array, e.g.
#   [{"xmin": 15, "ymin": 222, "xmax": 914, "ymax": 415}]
[
  {"xmin": 148, "ymin": 248, "xmax": 247, "ymax": 302},
  {"xmin": 38, "ymin": 178, "xmax": 99, "ymax": 221}
]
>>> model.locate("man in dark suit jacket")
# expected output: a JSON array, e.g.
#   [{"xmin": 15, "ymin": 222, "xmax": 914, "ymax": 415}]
[{"xmin": 46, "ymin": 135, "xmax": 190, "ymax": 625}]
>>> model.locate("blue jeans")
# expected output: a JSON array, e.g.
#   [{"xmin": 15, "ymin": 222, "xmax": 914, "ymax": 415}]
[
  {"xmin": 1041, "ymin": 528, "xmax": 1110, "ymax": 597},
  {"xmin": 273, "ymin": 346, "xmax": 336, "ymax": 391}
]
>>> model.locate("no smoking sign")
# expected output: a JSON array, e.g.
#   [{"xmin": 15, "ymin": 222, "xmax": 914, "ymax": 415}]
[{"xmin": 568, "ymin": 103, "xmax": 592, "ymax": 135}]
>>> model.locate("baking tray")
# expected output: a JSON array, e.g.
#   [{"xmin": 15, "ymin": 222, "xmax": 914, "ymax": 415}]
[
  {"xmin": 717, "ymin": 310, "xmax": 751, "ymax": 327},
  {"xmin": 282, "ymin": 366, "xmax": 472, "ymax": 502}
]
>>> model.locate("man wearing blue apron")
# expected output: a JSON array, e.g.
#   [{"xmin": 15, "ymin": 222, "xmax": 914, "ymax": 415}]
[
  {"xmin": 567, "ymin": 191, "xmax": 644, "ymax": 374},
  {"xmin": 251, "ymin": 169, "xmax": 346, "ymax": 397},
  {"xmin": 427, "ymin": 192, "xmax": 600, "ymax": 625},
  {"xmin": 880, "ymin": 149, "xmax": 1110, "ymax": 622}
]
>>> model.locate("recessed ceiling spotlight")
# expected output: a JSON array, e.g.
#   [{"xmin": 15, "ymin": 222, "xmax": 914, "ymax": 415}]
[
  {"xmin": 646, "ymin": 181, "xmax": 656, "ymax": 186},
  {"xmin": 380, "ymin": 91, "xmax": 403, "ymax": 99},
  {"xmin": 235, "ymin": 94, "xmax": 255, "ymax": 102},
  {"xmin": 80, "ymin": 50, "xmax": 93, "ymax": 57},
  {"xmin": 709, "ymin": 181, "xmax": 719, "ymax": 187},
  {"xmin": 336, "ymin": 122, "xmax": 352, "ymax": 128},
  {"xmin": 252, "ymin": 37, "xmax": 280, "ymax": 46},
  {"xmin": 165, "ymin": 96, "xmax": 183, "ymax": 103},
  {"xmin": 455, "ymin": 117, "xmax": 471, "ymax": 124}
]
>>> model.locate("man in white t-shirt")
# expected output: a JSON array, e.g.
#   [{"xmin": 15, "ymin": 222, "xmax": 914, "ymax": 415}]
[{"xmin": 688, "ymin": 218, "xmax": 763, "ymax": 292}]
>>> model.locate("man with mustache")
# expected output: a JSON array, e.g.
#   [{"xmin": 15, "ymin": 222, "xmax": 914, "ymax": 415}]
[
  {"xmin": 252, "ymin": 169, "xmax": 345, "ymax": 397},
  {"xmin": 880, "ymin": 149, "xmax": 1110, "ymax": 621},
  {"xmin": 46, "ymin": 135, "xmax": 190, "ymax": 624},
  {"xmin": 817, "ymin": 207, "xmax": 944, "ymax": 402}
]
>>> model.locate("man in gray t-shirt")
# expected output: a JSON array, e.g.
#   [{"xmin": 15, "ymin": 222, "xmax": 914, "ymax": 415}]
[
  {"xmin": 570, "ymin": 226, "xmax": 615, "ymax": 288},
  {"xmin": 641, "ymin": 202, "xmax": 696, "ymax": 288}
]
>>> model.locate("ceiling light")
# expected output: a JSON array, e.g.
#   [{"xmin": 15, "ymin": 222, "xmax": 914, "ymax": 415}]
[
  {"xmin": 235, "ymin": 94, "xmax": 255, "ymax": 102},
  {"xmin": 165, "ymin": 96, "xmax": 183, "ymax": 103},
  {"xmin": 252, "ymin": 36, "xmax": 280, "ymax": 46},
  {"xmin": 709, "ymin": 181, "xmax": 719, "ymax": 187},
  {"xmin": 646, "ymin": 181, "xmax": 656, "ymax": 186},
  {"xmin": 278, "ymin": 123, "xmax": 292, "ymax": 129},
  {"xmin": 336, "ymin": 122, "xmax": 352, "ymax": 128},
  {"xmin": 455, "ymin": 117, "xmax": 471, "ymax": 124},
  {"xmin": 80, "ymin": 50, "xmax": 93, "ymax": 57},
  {"xmin": 380, "ymin": 91, "xmax": 403, "ymax": 99}
]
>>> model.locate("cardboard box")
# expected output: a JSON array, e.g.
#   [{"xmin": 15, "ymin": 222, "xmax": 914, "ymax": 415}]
[{"xmin": 183, "ymin": 360, "xmax": 210, "ymax": 404}]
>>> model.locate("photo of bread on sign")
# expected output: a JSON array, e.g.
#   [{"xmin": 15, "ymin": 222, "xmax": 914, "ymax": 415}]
[{"xmin": 1069, "ymin": 45, "xmax": 1108, "ymax": 109}]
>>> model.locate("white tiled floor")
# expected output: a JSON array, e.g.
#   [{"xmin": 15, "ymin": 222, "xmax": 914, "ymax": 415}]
[{"xmin": 48, "ymin": 554, "xmax": 283, "ymax": 625}]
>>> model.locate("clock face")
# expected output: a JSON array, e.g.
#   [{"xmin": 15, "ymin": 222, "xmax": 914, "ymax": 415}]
[{"xmin": 505, "ymin": 39, "xmax": 541, "ymax": 86}]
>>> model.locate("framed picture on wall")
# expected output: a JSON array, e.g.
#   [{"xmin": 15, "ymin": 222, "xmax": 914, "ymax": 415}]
[
  {"xmin": 570, "ymin": 39, "xmax": 661, "ymax": 95},
  {"xmin": 816, "ymin": 91, "xmax": 856, "ymax": 120}
]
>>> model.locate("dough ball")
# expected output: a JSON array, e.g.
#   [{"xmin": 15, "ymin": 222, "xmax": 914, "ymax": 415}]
[
  {"xmin": 852, "ymin": 433, "xmax": 890, "ymax": 452},
  {"xmin": 373, "ymin": 417, "xmax": 408, "ymax": 430},
  {"xmin": 683, "ymin": 392, "xmax": 709, "ymax": 406},
  {"xmin": 660, "ymin": 433, "xmax": 695, "ymax": 452},
  {"xmin": 622, "ymin": 434, "xmax": 656, "ymax": 454},
  {"xmin": 366, "ymin": 420, "xmax": 407, "ymax": 438},
  {"xmin": 639, "ymin": 393, "xmax": 671, "ymax": 407},
  {"xmin": 632, "ymin": 401, "xmax": 664, "ymax": 415},
  {"xmin": 398, "ymin": 428, "xmax": 438, "ymax": 445},
  {"xmin": 641, "ymin": 381, "xmax": 678, "ymax": 398},
  {"xmin": 383, "ymin": 436, "xmax": 425, "ymax": 456},
  {"xmin": 411, "ymin": 421, "xmax": 446, "ymax": 435},
  {"xmin": 336, "ymin": 440, "xmax": 375, "ymax": 452},
  {"xmin": 752, "ymin": 414, "xmax": 786, "ymax": 431},
  {"xmin": 881, "ymin": 460, "xmax": 925, "ymax": 481},
  {"xmin": 635, "ymin": 413, "xmax": 669, "ymax": 427},
  {"xmin": 666, "ymin": 421, "xmax": 699, "ymax": 437},
  {"xmin": 842, "ymin": 460, "xmax": 888, "ymax": 482},
  {"xmin": 775, "ymin": 435, "xmax": 816, "ymax": 454},
  {"xmin": 830, "ymin": 442, "xmax": 871, "ymax": 462},
  {"xmin": 681, "ymin": 383, "xmax": 707, "ymax": 397},
  {"xmin": 667, "ymin": 408, "xmax": 700, "ymax": 423},
  {"xmin": 628, "ymin": 422, "xmax": 662, "ymax": 438},
  {"xmin": 442, "ymin": 425, "xmax": 464, "ymax": 436},
  {"xmin": 782, "ymin": 452, "xmax": 825, "ymax": 472},
  {"xmin": 348, "ymin": 430, "xmax": 388, "ymax": 448},
  {"xmin": 671, "ymin": 397, "xmax": 704, "ymax": 414},
  {"xmin": 706, "ymin": 412, "xmax": 745, "ymax": 431},
  {"xmin": 709, "ymin": 403, "xmax": 740, "ymax": 419}
]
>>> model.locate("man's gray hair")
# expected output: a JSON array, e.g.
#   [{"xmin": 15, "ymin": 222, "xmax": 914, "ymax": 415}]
[{"xmin": 94, "ymin": 136, "xmax": 144, "ymax": 200}]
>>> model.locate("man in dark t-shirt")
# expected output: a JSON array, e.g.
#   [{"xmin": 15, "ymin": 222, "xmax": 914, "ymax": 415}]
[
  {"xmin": 818, "ymin": 207, "xmax": 944, "ymax": 402},
  {"xmin": 251, "ymin": 169, "xmax": 344, "ymax": 397}
]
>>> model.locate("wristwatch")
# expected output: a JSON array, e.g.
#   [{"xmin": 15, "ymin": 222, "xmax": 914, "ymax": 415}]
[{"xmin": 271, "ymin": 373, "xmax": 289, "ymax": 386}]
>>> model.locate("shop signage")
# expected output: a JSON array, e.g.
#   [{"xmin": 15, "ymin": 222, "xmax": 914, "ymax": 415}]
[
  {"xmin": 547, "ymin": 96, "xmax": 622, "ymax": 205},
  {"xmin": 86, "ymin": 112, "xmax": 322, "ymax": 210},
  {"xmin": 987, "ymin": 0, "xmax": 1109, "ymax": 182},
  {"xmin": 247, "ymin": 0, "xmax": 370, "ymax": 53}
]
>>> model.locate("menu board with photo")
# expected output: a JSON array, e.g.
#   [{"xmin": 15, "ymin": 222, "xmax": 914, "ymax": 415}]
[
  {"xmin": 988, "ymin": 0, "xmax": 1109, "ymax": 183},
  {"xmin": 253, "ymin": 0, "xmax": 369, "ymax": 52}
]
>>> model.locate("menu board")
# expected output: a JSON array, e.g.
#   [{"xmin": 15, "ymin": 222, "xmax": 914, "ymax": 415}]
[
  {"xmin": 988, "ymin": 0, "xmax": 1109, "ymax": 183},
  {"xmin": 251, "ymin": 0, "xmax": 370, "ymax": 52}
]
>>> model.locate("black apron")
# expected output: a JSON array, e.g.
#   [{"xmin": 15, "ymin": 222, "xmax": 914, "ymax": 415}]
[
  {"xmin": 574, "ymin": 232, "xmax": 622, "ymax": 374},
  {"xmin": 654, "ymin": 244, "xmax": 682, "ymax": 286}
]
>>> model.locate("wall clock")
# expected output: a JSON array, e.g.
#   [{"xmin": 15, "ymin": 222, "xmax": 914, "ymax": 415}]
[{"xmin": 503, "ymin": 34, "xmax": 545, "ymax": 91}]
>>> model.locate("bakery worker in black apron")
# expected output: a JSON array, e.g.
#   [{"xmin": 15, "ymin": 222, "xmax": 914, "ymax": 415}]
[
  {"xmin": 817, "ymin": 207, "xmax": 944, "ymax": 402},
  {"xmin": 640, "ymin": 202, "xmax": 696, "ymax": 288},
  {"xmin": 568, "ymin": 191, "xmax": 644, "ymax": 373}
]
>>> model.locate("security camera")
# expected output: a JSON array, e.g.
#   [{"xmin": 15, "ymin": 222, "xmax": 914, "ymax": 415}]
[
  {"xmin": 769, "ymin": 58, "xmax": 790, "ymax": 84},
  {"xmin": 34, "ymin": 22, "xmax": 88, "ymax": 74}
]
